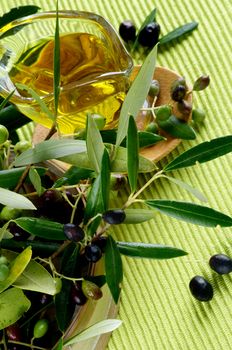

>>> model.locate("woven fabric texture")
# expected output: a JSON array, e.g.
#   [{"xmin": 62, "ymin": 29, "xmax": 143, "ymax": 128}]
[{"xmin": 1, "ymin": 1, "xmax": 232, "ymax": 349}]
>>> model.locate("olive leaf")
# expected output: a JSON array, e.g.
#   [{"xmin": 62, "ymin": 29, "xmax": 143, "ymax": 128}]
[
  {"xmin": 0, "ymin": 288, "xmax": 31, "ymax": 330},
  {"xmin": 124, "ymin": 209, "xmax": 156, "ymax": 223},
  {"xmin": 100, "ymin": 129, "xmax": 165, "ymax": 148},
  {"xmin": 53, "ymin": 1, "xmax": 60, "ymax": 119},
  {"xmin": 16, "ymin": 83, "xmax": 55, "ymax": 122},
  {"xmin": 29, "ymin": 166, "xmax": 44, "ymax": 196},
  {"xmin": 15, "ymin": 217, "xmax": 65, "ymax": 240},
  {"xmin": 53, "ymin": 166, "xmax": 93, "ymax": 187},
  {"xmin": 3, "ymin": 249, "xmax": 57, "ymax": 295},
  {"xmin": 60, "ymin": 145, "xmax": 156, "ymax": 173},
  {"xmin": 115, "ymin": 44, "xmax": 157, "ymax": 148},
  {"xmin": 0, "ymin": 6, "xmax": 40, "ymax": 39},
  {"xmin": 105, "ymin": 235, "xmax": 123, "ymax": 304},
  {"xmin": 0, "ymin": 246, "xmax": 32, "ymax": 293},
  {"xmin": 0, "ymin": 167, "xmax": 46, "ymax": 189},
  {"xmin": 0, "ymin": 187, "xmax": 36, "ymax": 210},
  {"xmin": 127, "ymin": 115, "xmax": 139, "ymax": 193},
  {"xmin": 54, "ymin": 339, "xmax": 63, "ymax": 350},
  {"xmin": 163, "ymin": 135, "xmax": 232, "ymax": 172},
  {"xmin": 161, "ymin": 175, "xmax": 207, "ymax": 202},
  {"xmin": 145, "ymin": 200, "xmax": 232, "ymax": 227},
  {"xmin": 64, "ymin": 319, "xmax": 122, "ymax": 346},
  {"xmin": 55, "ymin": 243, "xmax": 80, "ymax": 332},
  {"xmin": 14, "ymin": 139, "xmax": 87, "ymax": 166},
  {"xmin": 132, "ymin": 7, "xmax": 157, "ymax": 50},
  {"xmin": 0, "ymin": 90, "xmax": 15, "ymax": 111},
  {"xmin": 0, "ymin": 6, "xmax": 40, "ymax": 29},
  {"xmin": 86, "ymin": 114, "xmax": 105, "ymax": 173},
  {"xmin": 157, "ymin": 115, "xmax": 196, "ymax": 140},
  {"xmin": 117, "ymin": 242, "xmax": 187, "ymax": 259},
  {"xmin": 159, "ymin": 22, "xmax": 198, "ymax": 46},
  {"xmin": 0, "ymin": 105, "xmax": 30, "ymax": 131}
]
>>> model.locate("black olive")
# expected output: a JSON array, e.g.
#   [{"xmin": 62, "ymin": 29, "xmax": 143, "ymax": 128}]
[
  {"xmin": 189, "ymin": 275, "xmax": 213, "ymax": 302},
  {"xmin": 138, "ymin": 22, "xmax": 160, "ymax": 48},
  {"xmin": 84, "ymin": 244, "xmax": 102, "ymax": 263},
  {"xmin": 171, "ymin": 84, "xmax": 187, "ymax": 102},
  {"xmin": 209, "ymin": 254, "xmax": 232, "ymax": 275},
  {"xmin": 119, "ymin": 20, "xmax": 136, "ymax": 42},
  {"xmin": 63, "ymin": 223, "xmax": 85, "ymax": 242},
  {"xmin": 102, "ymin": 209, "xmax": 126, "ymax": 224}
]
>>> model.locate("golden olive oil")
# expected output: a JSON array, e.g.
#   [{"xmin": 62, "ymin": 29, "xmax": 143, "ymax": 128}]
[{"xmin": 10, "ymin": 33, "xmax": 130, "ymax": 134}]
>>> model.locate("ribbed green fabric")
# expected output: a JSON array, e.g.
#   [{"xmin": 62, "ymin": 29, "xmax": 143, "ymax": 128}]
[{"xmin": 1, "ymin": 1, "xmax": 232, "ymax": 349}]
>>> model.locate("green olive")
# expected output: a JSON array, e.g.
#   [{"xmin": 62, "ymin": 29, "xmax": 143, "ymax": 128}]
[
  {"xmin": 0, "ymin": 206, "xmax": 22, "ymax": 221},
  {"xmin": 14, "ymin": 140, "xmax": 32, "ymax": 155},
  {"xmin": 155, "ymin": 105, "xmax": 172, "ymax": 122},
  {"xmin": 82, "ymin": 280, "xmax": 103, "ymax": 300},
  {"xmin": 0, "ymin": 256, "xmax": 8, "ymax": 265},
  {"xmin": 33, "ymin": 319, "xmax": 49, "ymax": 339},
  {"xmin": 0, "ymin": 264, "xmax": 10, "ymax": 282},
  {"xmin": 54, "ymin": 278, "xmax": 62, "ymax": 294},
  {"xmin": 0, "ymin": 125, "xmax": 9, "ymax": 145},
  {"xmin": 192, "ymin": 108, "xmax": 206, "ymax": 123},
  {"xmin": 145, "ymin": 121, "xmax": 159, "ymax": 134},
  {"xmin": 148, "ymin": 80, "xmax": 160, "ymax": 97}
]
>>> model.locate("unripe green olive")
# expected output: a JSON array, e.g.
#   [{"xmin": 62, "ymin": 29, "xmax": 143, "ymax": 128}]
[
  {"xmin": 155, "ymin": 105, "xmax": 172, "ymax": 122},
  {"xmin": 148, "ymin": 80, "xmax": 160, "ymax": 97},
  {"xmin": 0, "ymin": 124, "xmax": 9, "ymax": 145},
  {"xmin": 0, "ymin": 256, "xmax": 9, "ymax": 265},
  {"xmin": 33, "ymin": 319, "xmax": 49, "ymax": 339},
  {"xmin": 0, "ymin": 264, "xmax": 10, "ymax": 282},
  {"xmin": 54, "ymin": 278, "xmax": 62, "ymax": 294},
  {"xmin": 145, "ymin": 121, "xmax": 159, "ymax": 134},
  {"xmin": 192, "ymin": 108, "xmax": 206, "ymax": 123},
  {"xmin": 0, "ymin": 206, "xmax": 22, "ymax": 221},
  {"xmin": 14, "ymin": 140, "xmax": 32, "ymax": 155}
]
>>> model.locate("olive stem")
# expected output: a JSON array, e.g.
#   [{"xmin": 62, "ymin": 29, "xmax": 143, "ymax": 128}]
[
  {"xmin": 8, "ymin": 340, "xmax": 47, "ymax": 350},
  {"xmin": 14, "ymin": 164, "xmax": 31, "ymax": 192}
]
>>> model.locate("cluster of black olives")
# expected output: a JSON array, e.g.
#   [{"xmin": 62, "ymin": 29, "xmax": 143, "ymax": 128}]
[
  {"xmin": 119, "ymin": 20, "xmax": 161, "ymax": 48},
  {"xmin": 189, "ymin": 253, "xmax": 232, "ymax": 302}
]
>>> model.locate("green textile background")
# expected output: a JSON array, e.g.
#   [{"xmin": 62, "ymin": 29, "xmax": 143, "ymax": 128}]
[{"xmin": 1, "ymin": 1, "xmax": 232, "ymax": 349}]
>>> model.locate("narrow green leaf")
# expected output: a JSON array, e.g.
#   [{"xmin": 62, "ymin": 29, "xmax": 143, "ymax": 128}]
[
  {"xmin": 0, "ymin": 105, "xmax": 30, "ymax": 131},
  {"xmin": 127, "ymin": 116, "xmax": 139, "ymax": 193},
  {"xmin": 0, "ymin": 187, "xmax": 36, "ymax": 210},
  {"xmin": 60, "ymin": 145, "xmax": 156, "ymax": 173},
  {"xmin": 15, "ymin": 217, "xmax": 65, "ymax": 240},
  {"xmin": 29, "ymin": 167, "xmax": 44, "ymax": 196},
  {"xmin": 84, "ymin": 175, "xmax": 103, "ymax": 234},
  {"xmin": 54, "ymin": 339, "xmax": 63, "ymax": 350},
  {"xmin": 0, "ymin": 90, "xmax": 15, "ymax": 111},
  {"xmin": 14, "ymin": 139, "xmax": 86, "ymax": 166},
  {"xmin": 117, "ymin": 241, "xmax": 187, "ymax": 259},
  {"xmin": 54, "ymin": 0, "xmax": 60, "ymax": 118},
  {"xmin": 0, "ymin": 167, "xmax": 46, "ymax": 189},
  {"xmin": 132, "ymin": 8, "xmax": 157, "ymax": 50},
  {"xmin": 100, "ymin": 129, "xmax": 165, "ymax": 148},
  {"xmin": 0, "ymin": 246, "xmax": 32, "ymax": 293},
  {"xmin": 115, "ymin": 44, "xmax": 157, "ymax": 148},
  {"xmin": 145, "ymin": 200, "xmax": 232, "ymax": 227},
  {"xmin": 100, "ymin": 148, "xmax": 111, "ymax": 211},
  {"xmin": 53, "ymin": 166, "xmax": 93, "ymax": 187},
  {"xmin": 124, "ymin": 209, "xmax": 156, "ymax": 223},
  {"xmin": 105, "ymin": 235, "xmax": 123, "ymax": 304},
  {"xmin": 55, "ymin": 244, "xmax": 80, "ymax": 331},
  {"xmin": 2, "ymin": 250, "xmax": 57, "ymax": 295},
  {"xmin": 111, "ymin": 146, "xmax": 157, "ymax": 173},
  {"xmin": 159, "ymin": 21, "xmax": 198, "ymax": 46},
  {"xmin": 16, "ymin": 83, "xmax": 55, "ymax": 121},
  {"xmin": 64, "ymin": 319, "xmax": 122, "ymax": 346},
  {"xmin": 86, "ymin": 114, "xmax": 105, "ymax": 173},
  {"xmin": 0, "ymin": 288, "xmax": 31, "ymax": 330},
  {"xmin": 158, "ymin": 115, "xmax": 196, "ymax": 140},
  {"xmin": 164, "ymin": 135, "xmax": 232, "ymax": 172},
  {"xmin": 161, "ymin": 175, "xmax": 207, "ymax": 202},
  {"xmin": 0, "ymin": 6, "xmax": 40, "ymax": 29}
]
